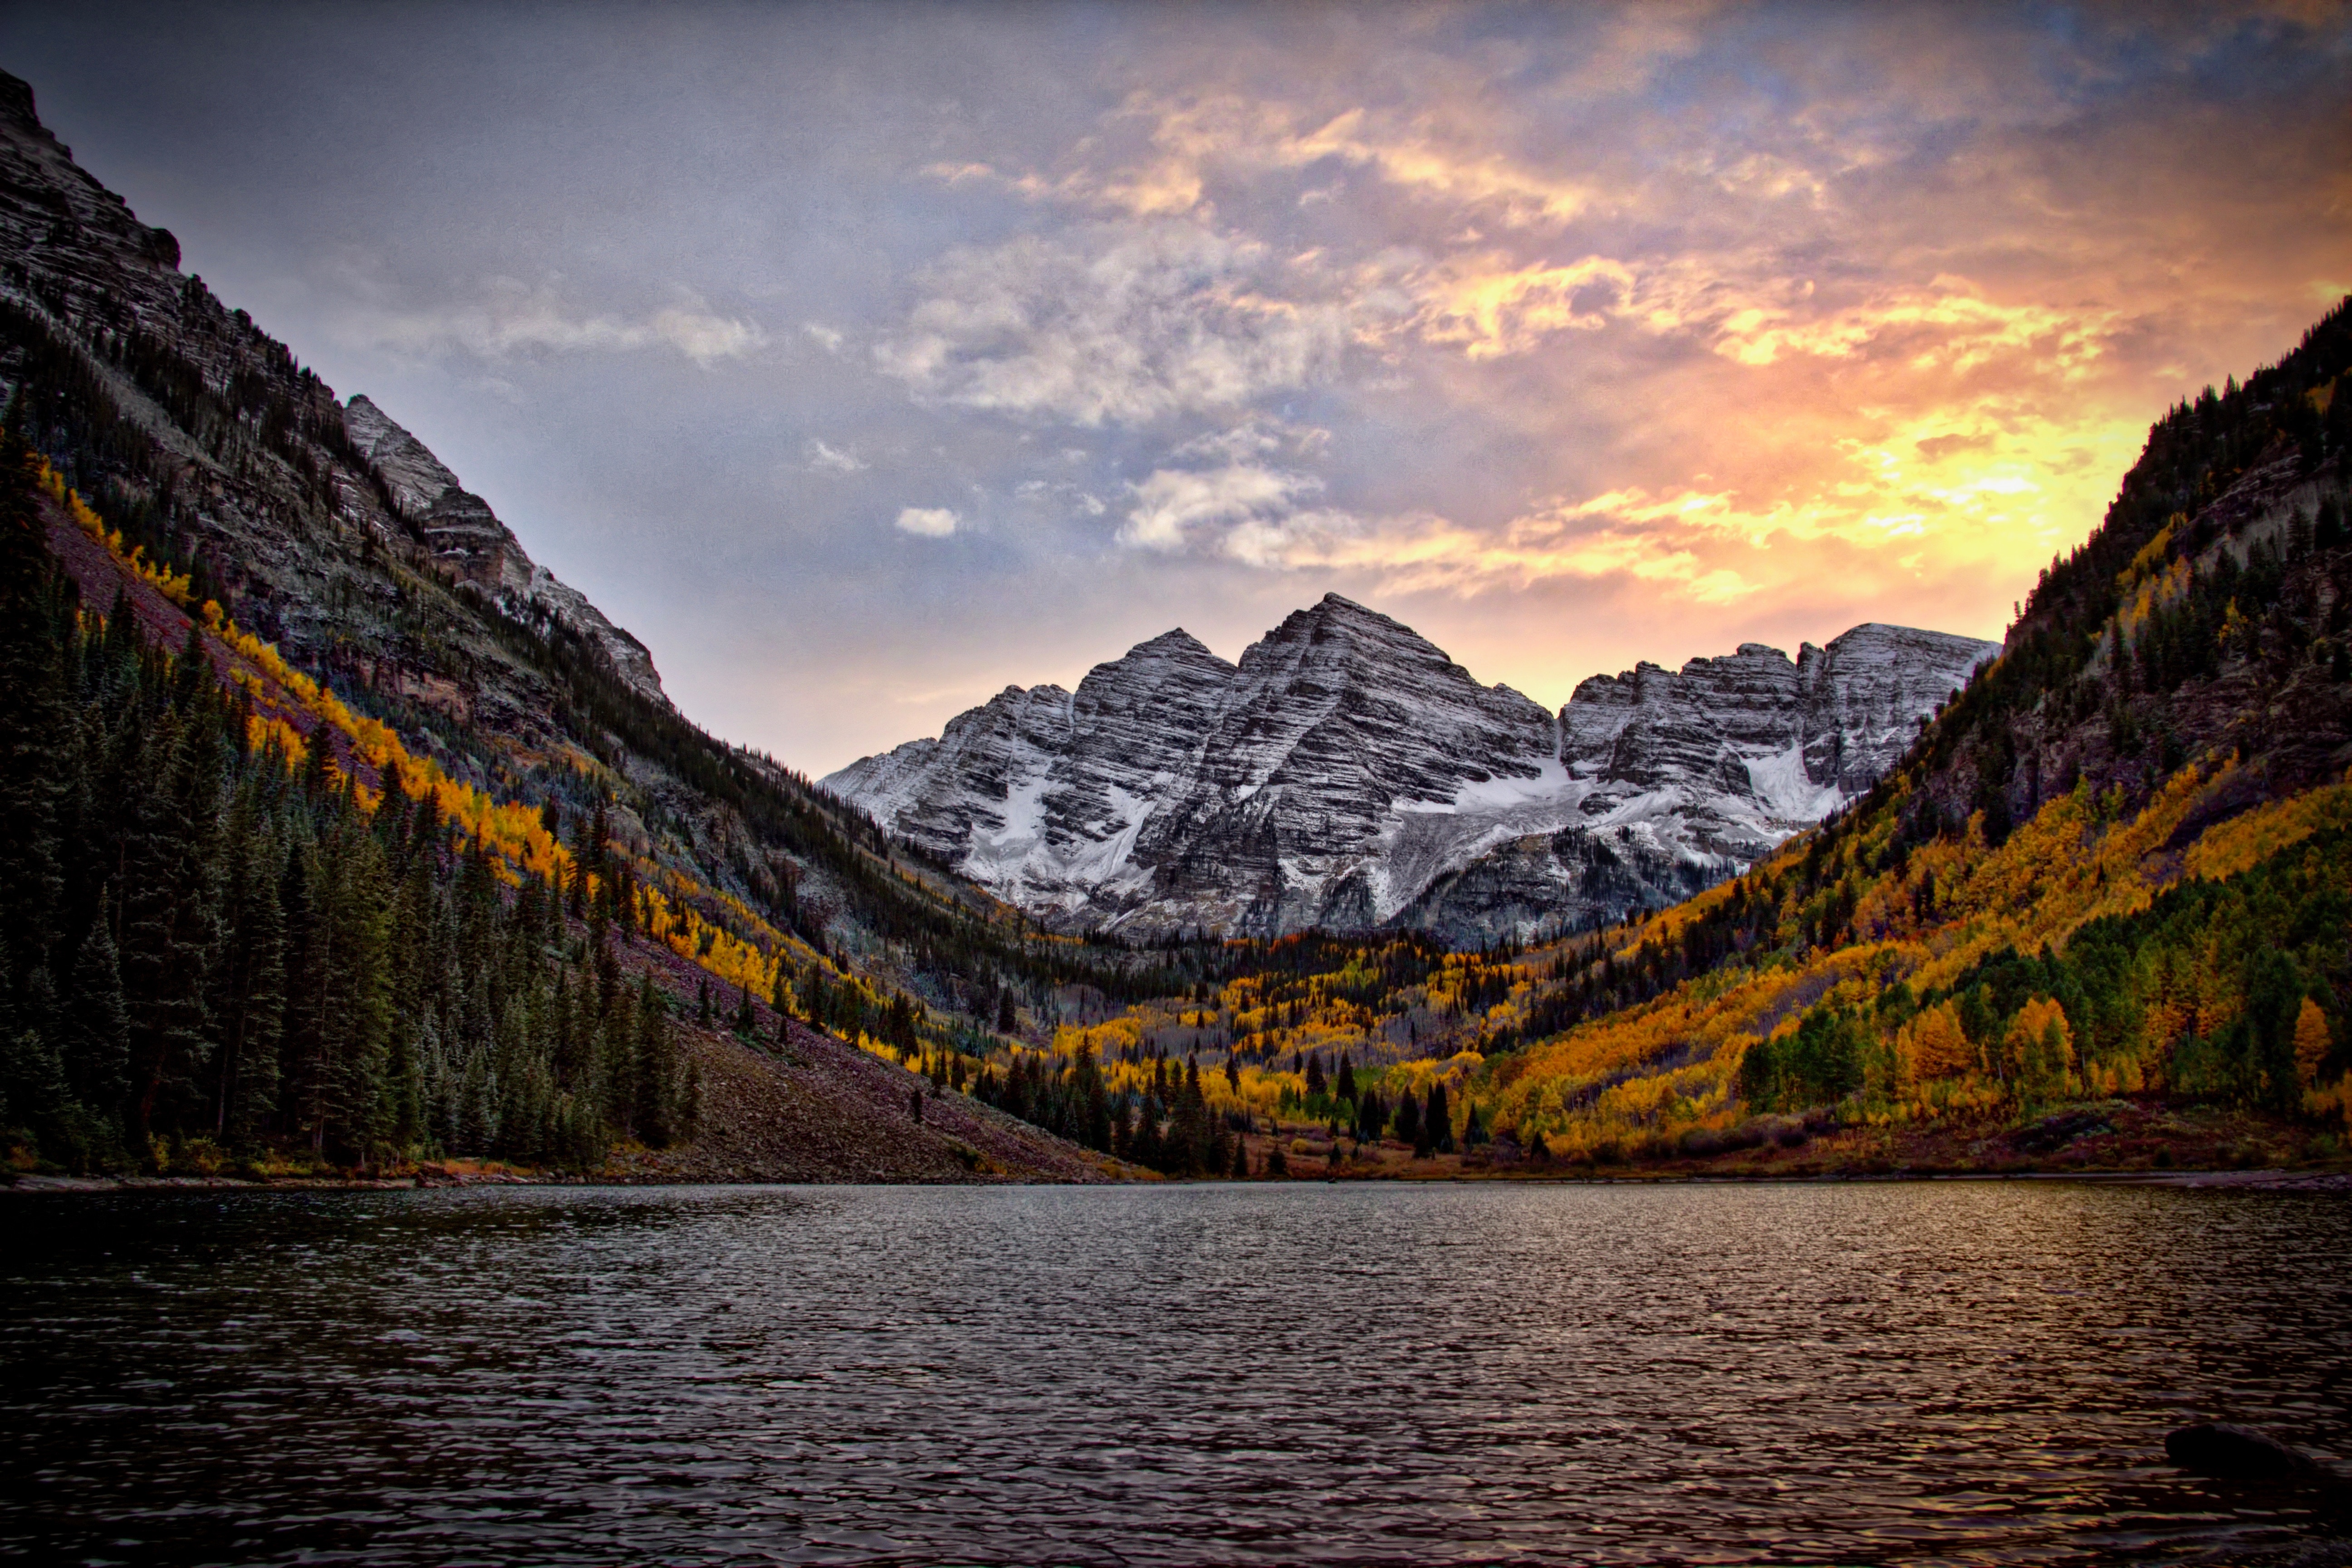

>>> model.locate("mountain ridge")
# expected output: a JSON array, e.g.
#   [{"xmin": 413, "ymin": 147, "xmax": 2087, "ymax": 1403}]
[
  {"xmin": 824, "ymin": 593, "xmax": 1995, "ymax": 941},
  {"xmin": 338, "ymin": 394, "xmax": 670, "ymax": 708}
]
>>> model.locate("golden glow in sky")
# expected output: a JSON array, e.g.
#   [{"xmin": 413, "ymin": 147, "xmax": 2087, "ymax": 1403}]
[{"xmin": 18, "ymin": 4, "xmax": 2347, "ymax": 770}]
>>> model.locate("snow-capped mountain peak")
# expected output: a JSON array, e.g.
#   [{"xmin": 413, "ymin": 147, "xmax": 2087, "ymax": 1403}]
[{"xmin": 824, "ymin": 603, "xmax": 1994, "ymax": 941}]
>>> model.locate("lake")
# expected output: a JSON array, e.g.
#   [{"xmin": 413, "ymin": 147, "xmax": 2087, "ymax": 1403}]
[{"xmin": 3, "ymin": 1181, "xmax": 2347, "ymax": 1565}]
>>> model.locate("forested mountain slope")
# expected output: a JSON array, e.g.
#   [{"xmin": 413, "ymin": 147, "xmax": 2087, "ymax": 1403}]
[{"xmin": 0, "ymin": 68, "xmax": 1167, "ymax": 1179}]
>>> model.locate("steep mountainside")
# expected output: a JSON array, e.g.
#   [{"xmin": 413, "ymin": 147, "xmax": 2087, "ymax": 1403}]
[
  {"xmin": 0, "ymin": 67, "xmax": 1164, "ymax": 1181},
  {"xmin": 827, "ymin": 597, "xmax": 1992, "ymax": 941}
]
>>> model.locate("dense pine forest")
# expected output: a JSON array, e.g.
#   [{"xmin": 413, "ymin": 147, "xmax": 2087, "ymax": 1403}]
[{"xmin": 0, "ymin": 431, "xmax": 695, "ymax": 1172}]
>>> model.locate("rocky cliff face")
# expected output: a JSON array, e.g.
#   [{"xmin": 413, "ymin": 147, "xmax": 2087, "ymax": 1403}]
[
  {"xmin": 1553, "ymin": 622, "xmax": 1997, "ymax": 862},
  {"xmin": 827, "ymin": 598, "xmax": 1995, "ymax": 941},
  {"xmin": 341, "ymin": 395, "xmax": 667, "ymax": 706}
]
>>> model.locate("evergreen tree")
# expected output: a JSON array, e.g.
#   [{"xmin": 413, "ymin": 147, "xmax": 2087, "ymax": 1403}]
[
  {"xmin": 118, "ymin": 700, "xmax": 225, "ymax": 1147},
  {"xmin": 0, "ymin": 1022, "xmax": 77, "ymax": 1158},
  {"xmin": 632, "ymin": 976, "xmax": 676, "ymax": 1143},
  {"xmin": 284, "ymin": 825, "xmax": 392, "ymax": 1160},
  {"xmin": 59, "ymin": 912, "xmax": 128, "ymax": 1134},
  {"xmin": 0, "ymin": 431, "xmax": 67, "ymax": 1035},
  {"xmin": 1392, "ymin": 1089, "xmax": 1421, "ymax": 1151},
  {"xmin": 208, "ymin": 812, "xmax": 285, "ymax": 1142}
]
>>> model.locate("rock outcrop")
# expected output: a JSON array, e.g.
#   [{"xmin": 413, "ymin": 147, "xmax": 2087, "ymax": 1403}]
[
  {"xmin": 342, "ymin": 396, "xmax": 668, "ymax": 706},
  {"xmin": 827, "ymin": 597, "xmax": 1995, "ymax": 941},
  {"xmin": 2164, "ymin": 1422, "xmax": 2328, "ymax": 1482}
]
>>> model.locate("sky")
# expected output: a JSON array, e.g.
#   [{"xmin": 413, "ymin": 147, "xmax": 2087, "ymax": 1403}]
[{"xmin": 5, "ymin": 3, "xmax": 2349, "ymax": 776}]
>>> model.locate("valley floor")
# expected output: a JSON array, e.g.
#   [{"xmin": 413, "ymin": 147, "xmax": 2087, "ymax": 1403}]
[{"xmin": 13, "ymin": 1055, "xmax": 2347, "ymax": 1192}]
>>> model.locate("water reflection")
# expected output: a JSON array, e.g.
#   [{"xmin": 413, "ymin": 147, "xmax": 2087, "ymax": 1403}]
[{"xmin": 3, "ymin": 1182, "xmax": 2346, "ymax": 1565}]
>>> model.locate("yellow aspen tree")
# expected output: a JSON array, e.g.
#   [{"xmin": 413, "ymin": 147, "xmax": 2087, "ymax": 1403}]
[
  {"xmin": 1898, "ymin": 1001, "xmax": 1973, "ymax": 1086},
  {"xmin": 2295, "ymin": 998, "xmax": 2332, "ymax": 1091},
  {"xmin": 2005, "ymin": 997, "xmax": 2076, "ymax": 1100}
]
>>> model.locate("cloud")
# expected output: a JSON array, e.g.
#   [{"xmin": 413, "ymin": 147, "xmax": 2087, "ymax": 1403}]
[
  {"xmin": 1130, "ymin": 94, "xmax": 1603, "ymax": 229},
  {"xmin": 1186, "ymin": 497, "xmax": 1756, "ymax": 603},
  {"xmin": 922, "ymin": 142, "xmax": 1206, "ymax": 219},
  {"xmin": 340, "ymin": 278, "xmax": 765, "ymax": 366},
  {"xmin": 1399, "ymin": 248, "xmax": 2127, "ymax": 391},
  {"xmin": 1168, "ymin": 417, "xmax": 1328, "ymax": 464},
  {"xmin": 1412, "ymin": 254, "xmax": 1639, "ymax": 358},
  {"xmin": 644, "ymin": 304, "xmax": 765, "ymax": 364},
  {"xmin": 874, "ymin": 221, "xmax": 1367, "ymax": 426},
  {"xmin": 921, "ymin": 161, "xmax": 1001, "ymax": 186},
  {"xmin": 1120, "ymin": 462, "xmax": 1325, "ymax": 552},
  {"xmin": 1015, "ymin": 477, "xmax": 1109, "ymax": 517},
  {"xmin": 939, "ymin": 92, "xmax": 1609, "ymax": 231},
  {"xmin": 807, "ymin": 438, "xmax": 867, "ymax": 473},
  {"xmin": 1701, "ymin": 282, "xmax": 2119, "ymax": 376},
  {"xmin": 895, "ymin": 506, "xmax": 960, "ymax": 537}
]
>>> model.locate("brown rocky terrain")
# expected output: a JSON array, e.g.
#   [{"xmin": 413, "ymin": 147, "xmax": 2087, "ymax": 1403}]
[{"xmin": 617, "ymin": 1022, "xmax": 1124, "ymax": 1184}]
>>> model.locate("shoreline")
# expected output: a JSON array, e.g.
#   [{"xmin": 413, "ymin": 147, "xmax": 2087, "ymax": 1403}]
[{"xmin": 10, "ymin": 1166, "xmax": 2350, "ymax": 1196}]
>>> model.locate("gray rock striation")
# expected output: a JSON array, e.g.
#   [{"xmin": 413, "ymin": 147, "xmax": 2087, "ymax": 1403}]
[{"xmin": 826, "ymin": 596, "xmax": 1995, "ymax": 942}]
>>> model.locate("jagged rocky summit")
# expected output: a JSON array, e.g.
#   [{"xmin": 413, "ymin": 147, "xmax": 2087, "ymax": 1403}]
[{"xmin": 825, "ymin": 596, "xmax": 1996, "ymax": 942}]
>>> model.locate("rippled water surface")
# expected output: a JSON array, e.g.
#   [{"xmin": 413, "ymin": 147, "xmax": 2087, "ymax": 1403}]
[{"xmin": 4, "ymin": 1181, "xmax": 2349, "ymax": 1566}]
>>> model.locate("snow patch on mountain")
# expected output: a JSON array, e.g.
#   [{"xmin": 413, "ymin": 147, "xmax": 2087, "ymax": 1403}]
[{"xmin": 823, "ymin": 597, "xmax": 1994, "ymax": 941}]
